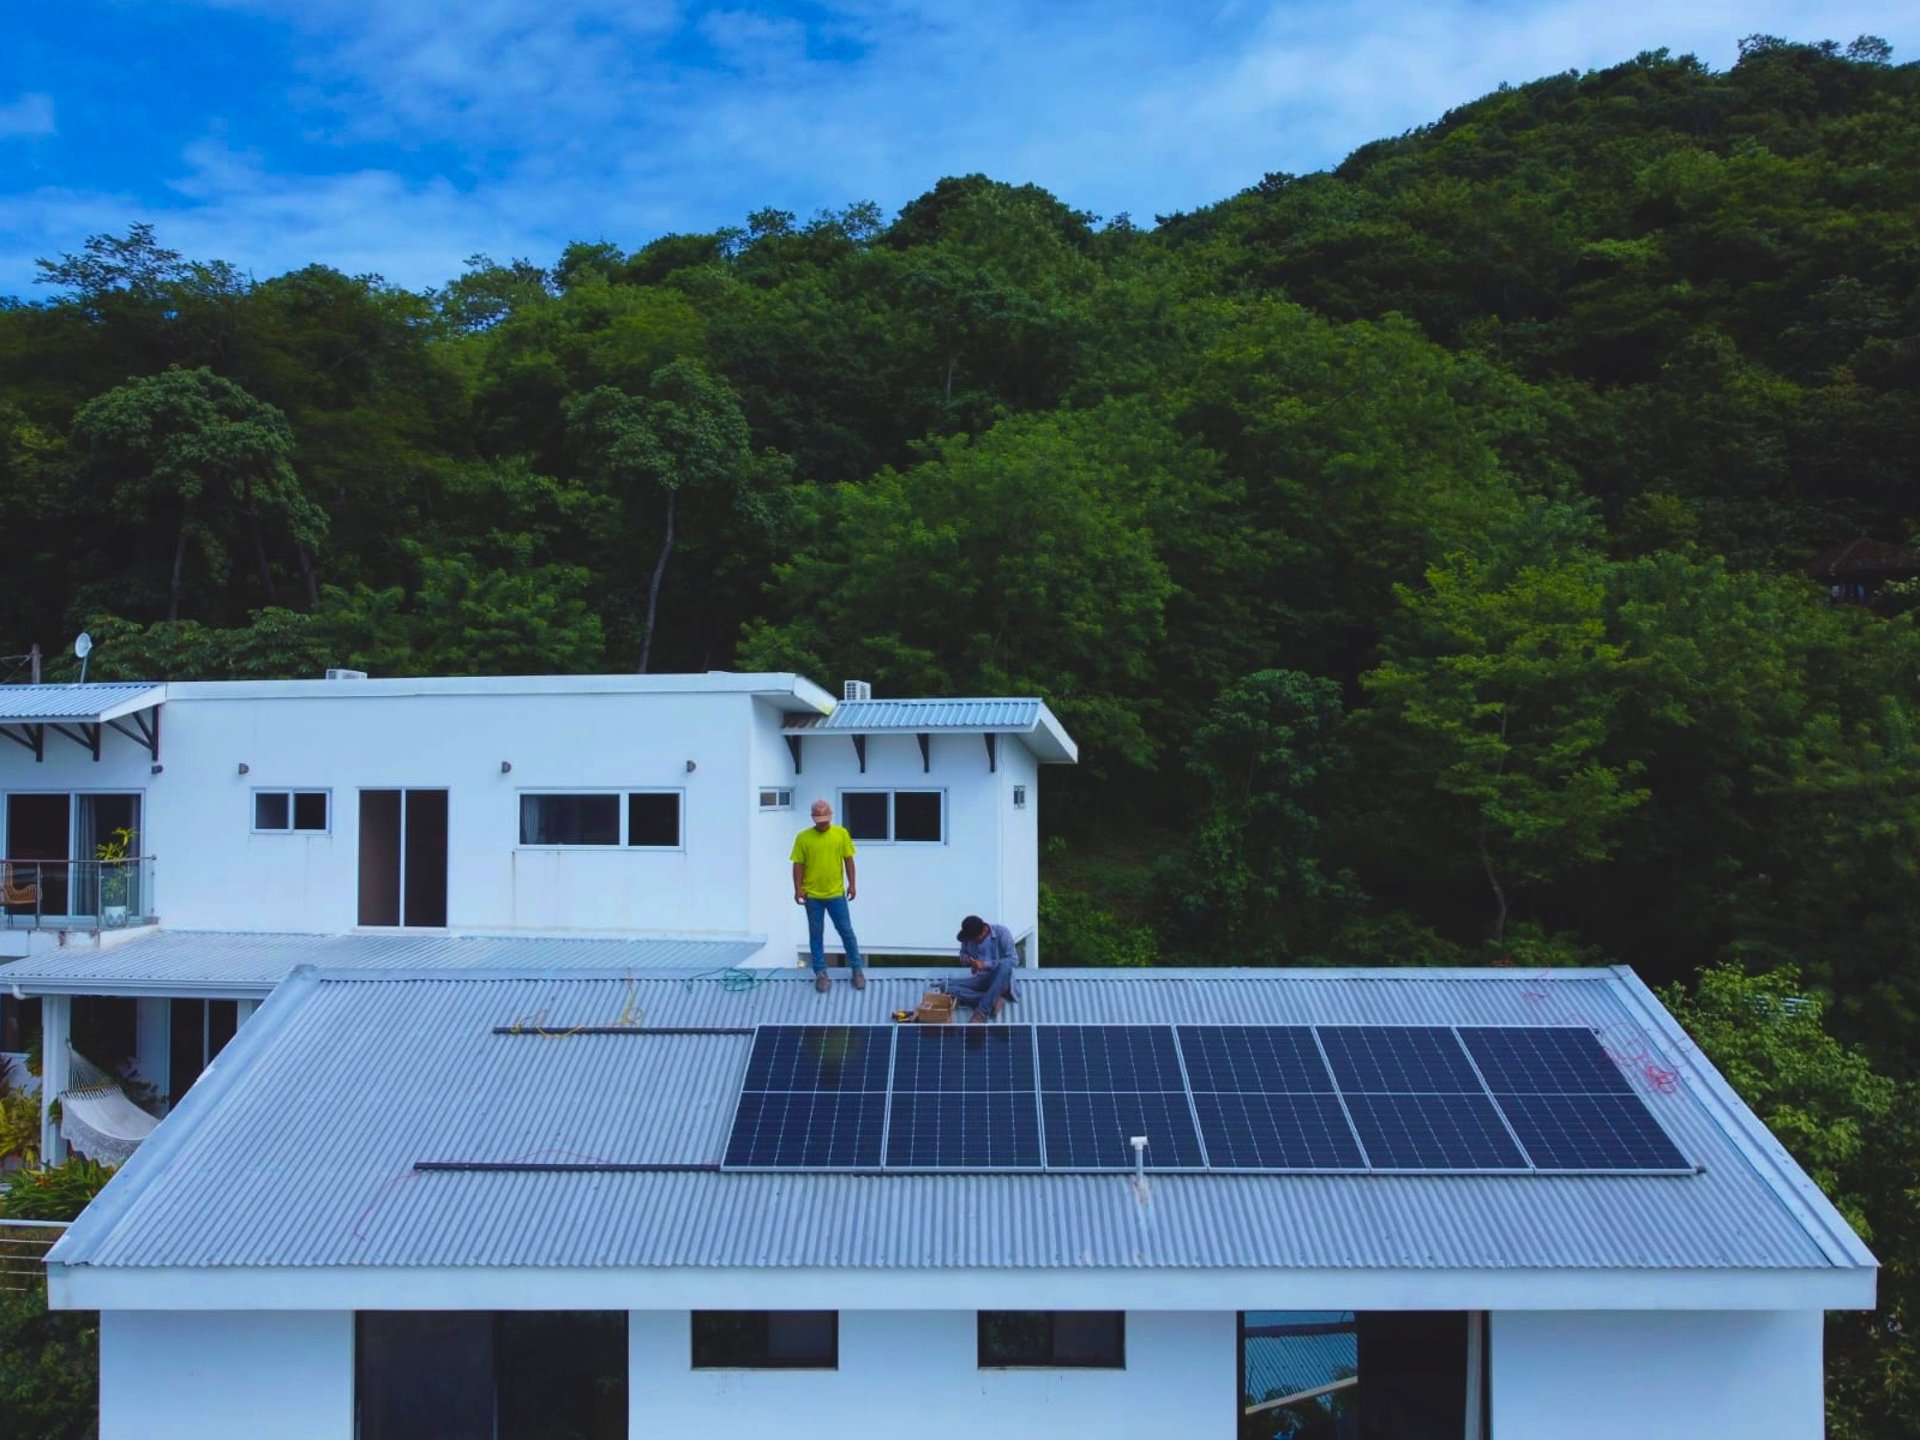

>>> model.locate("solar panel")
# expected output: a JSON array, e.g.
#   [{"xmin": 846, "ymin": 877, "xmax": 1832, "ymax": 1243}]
[
  {"xmin": 724, "ymin": 1026, "xmax": 894, "ymax": 1170},
  {"xmin": 893, "ymin": 1026, "xmax": 1037, "ymax": 1092},
  {"xmin": 1041, "ymin": 1090, "xmax": 1207, "ymax": 1169},
  {"xmin": 1459, "ymin": 1027, "xmax": 1690, "ymax": 1172},
  {"xmin": 723, "ymin": 1090, "xmax": 887, "ymax": 1168},
  {"xmin": 1316, "ymin": 1026, "xmax": 1484, "ymax": 1094},
  {"xmin": 1457, "ymin": 1026, "xmax": 1635, "ymax": 1096},
  {"xmin": 1343, "ymin": 1092, "xmax": 1528, "ymax": 1171},
  {"xmin": 741, "ymin": 1025, "xmax": 894, "ymax": 1092},
  {"xmin": 1190, "ymin": 1091, "xmax": 1364, "ymax": 1169},
  {"xmin": 885, "ymin": 1092, "xmax": 1042, "ymax": 1169},
  {"xmin": 1038, "ymin": 1026, "xmax": 1186, "ymax": 1092},
  {"xmin": 1174, "ymin": 1026, "xmax": 1333, "ymax": 1093}
]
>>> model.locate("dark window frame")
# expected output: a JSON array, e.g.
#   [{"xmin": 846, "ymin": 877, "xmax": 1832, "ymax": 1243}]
[
  {"xmin": 355, "ymin": 1309, "xmax": 628, "ymax": 1440},
  {"xmin": 690, "ymin": 1310, "xmax": 839, "ymax": 1370},
  {"xmin": 252, "ymin": 788, "xmax": 331, "ymax": 834},
  {"xmin": 836, "ymin": 788, "xmax": 946, "ymax": 845},
  {"xmin": 515, "ymin": 790, "xmax": 684, "ymax": 850},
  {"xmin": 977, "ymin": 1311, "xmax": 1125, "ymax": 1369}
]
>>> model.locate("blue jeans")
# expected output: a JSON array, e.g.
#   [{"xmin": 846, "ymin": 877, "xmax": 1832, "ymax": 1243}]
[
  {"xmin": 948, "ymin": 962, "xmax": 1014, "ymax": 1013},
  {"xmin": 805, "ymin": 895, "xmax": 862, "ymax": 972}
]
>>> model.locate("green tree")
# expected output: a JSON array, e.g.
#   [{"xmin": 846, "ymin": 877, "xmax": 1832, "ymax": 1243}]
[
  {"xmin": 70, "ymin": 366, "xmax": 327, "ymax": 620},
  {"xmin": 1361, "ymin": 533, "xmax": 1646, "ymax": 941},
  {"xmin": 568, "ymin": 359, "xmax": 774, "ymax": 672}
]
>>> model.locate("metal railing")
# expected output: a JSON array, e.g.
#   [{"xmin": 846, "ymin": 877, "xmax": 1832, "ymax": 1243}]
[
  {"xmin": 0, "ymin": 1218, "xmax": 68, "ymax": 1290},
  {"xmin": 0, "ymin": 856, "xmax": 157, "ymax": 930}
]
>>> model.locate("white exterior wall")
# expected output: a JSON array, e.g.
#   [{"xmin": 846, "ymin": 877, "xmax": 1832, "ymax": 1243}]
[
  {"xmin": 153, "ymin": 689, "xmax": 758, "ymax": 935},
  {"xmin": 1489, "ymin": 1309, "xmax": 1826, "ymax": 1439},
  {"xmin": 100, "ymin": 1310, "xmax": 352, "ymax": 1440},
  {"xmin": 1000, "ymin": 741, "xmax": 1041, "ymax": 950},
  {"xmin": 636, "ymin": 1309, "xmax": 1232, "ymax": 1439},
  {"xmin": 783, "ymin": 731, "xmax": 1019, "ymax": 957}
]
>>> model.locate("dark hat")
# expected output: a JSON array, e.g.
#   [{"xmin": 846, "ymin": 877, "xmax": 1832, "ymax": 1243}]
[{"xmin": 956, "ymin": 914, "xmax": 988, "ymax": 942}]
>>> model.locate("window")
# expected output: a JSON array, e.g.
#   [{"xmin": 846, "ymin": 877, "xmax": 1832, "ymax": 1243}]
[
  {"xmin": 691, "ymin": 1311, "xmax": 837, "ymax": 1369},
  {"xmin": 838, "ymin": 789, "xmax": 945, "ymax": 843},
  {"xmin": 758, "ymin": 787, "xmax": 793, "ymax": 810},
  {"xmin": 518, "ymin": 792, "xmax": 682, "ymax": 848},
  {"xmin": 1238, "ymin": 1311, "xmax": 1476, "ymax": 1440},
  {"xmin": 357, "ymin": 1311, "xmax": 627, "ymax": 1440},
  {"xmin": 978, "ymin": 1311, "xmax": 1124, "ymax": 1369},
  {"xmin": 252, "ymin": 789, "xmax": 330, "ymax": 833},
  {"xmin": 1012, "ymin": 784, "xmax": 1027, "ymax": 809},
  {"xmin": 627, "ymin": 792, "xmax": 680, "ymax": 848}
]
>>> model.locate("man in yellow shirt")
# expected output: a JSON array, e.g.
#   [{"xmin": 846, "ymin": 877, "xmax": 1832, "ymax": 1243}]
[{"xmin": 791, "ymin": 799, "xmax": 864, "ymax": 992}]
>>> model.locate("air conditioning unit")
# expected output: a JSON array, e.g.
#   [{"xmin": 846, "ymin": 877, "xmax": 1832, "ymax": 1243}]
[
  {"xmin": 843, "ymin": 680, "xmax": 872, "ymax": 702},
  {"xmin": 324, "ymin": 668, "xmax": 370, "ymax": 681}
]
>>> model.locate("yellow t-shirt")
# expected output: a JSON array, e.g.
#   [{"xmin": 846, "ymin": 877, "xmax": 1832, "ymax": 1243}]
[{"xmin": 790, "ymin": 825, "xmax": 856, "ymax": 899}]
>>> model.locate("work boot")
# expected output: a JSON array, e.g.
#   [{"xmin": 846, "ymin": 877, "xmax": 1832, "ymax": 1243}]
[
  {"xmin": 851, "ymin": 969, "xmax": 867, "ymax": 992},
  {"xmin": 813, "ymin": 971, "xmax": 830, "ymax": 993}
]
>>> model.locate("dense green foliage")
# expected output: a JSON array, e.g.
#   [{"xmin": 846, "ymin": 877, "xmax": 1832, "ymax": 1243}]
[
  {"xmin": 0, "ymin": 1159, "xmax": 116, "ymax": 1222},
  {"xmin": 3, "ymin": 36, "xmax": 1919, "ymax": 1432},
  {"xmin": 0, "ymin": 1282, "xmax": 95, "ymax": 1440}
]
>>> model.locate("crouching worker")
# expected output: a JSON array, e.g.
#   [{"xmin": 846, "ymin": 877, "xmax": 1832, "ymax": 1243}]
[{"xmin": 951, "ymin": 914, "xmax": 1018, "ymax": 1023}]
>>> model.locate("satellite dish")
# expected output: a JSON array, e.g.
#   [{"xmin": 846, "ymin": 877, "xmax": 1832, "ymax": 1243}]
[{"xmin": 73, "ymin": 632, "xmax": 93, "ymax": 660}]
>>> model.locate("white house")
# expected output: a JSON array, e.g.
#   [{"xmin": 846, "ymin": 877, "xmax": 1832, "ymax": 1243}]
[
  {"xmin": 0, "ymin": 673, "xmax": 1074, "ymax": 1158},
  {"xmin": 46, "ymin": 964, "xmax": 1874, "ymax": 1440}
]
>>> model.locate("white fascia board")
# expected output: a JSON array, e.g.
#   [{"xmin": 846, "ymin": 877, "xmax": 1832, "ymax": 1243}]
[
  {"xmin": 162, "ymin": 673, "xmax": 821, "ymax": 703},
  {"xmin": 49, "ymin": 1262, "xmax": 1875, "ymax": 1315},
  {"xmin": 5, "ymin": 978, "xmax": 275, "ymax": 1001}
]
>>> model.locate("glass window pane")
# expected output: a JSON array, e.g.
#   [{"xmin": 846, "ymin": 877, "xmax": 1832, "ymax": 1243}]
[
  {"xmin": 692, "ymin": 1311, "xmax": 836, "ymax": 1369},
  {"xmin": 292, "ymin": 791, "xmax": 329, "ymax": 831},
  {"xmin": 978, "ymin": 1311, "xmax": 1053, "ymax": 1367},
  {"xmin": 894, "ymin": 790, "xmax": 943, "ymax": 842},
  {"xmin": 765, "ymin": 1311, "xmax": 837, "ymax": 1367},
  {"xmin": 498, "ymin": 1312, "xmax": 628, "ymax": 1440},
  {"xmin": 1052, "ymin": 1312, "xmax": 1124, "ymax": 1367},
  {"xmin": 841, "ymin": 791, "xmax": 889, "ymax": 841},
  {"xmin": 357, "ymin": 1312, "xmax": 493, "ymax": 1440},
  {"xmin": 254, "ymin": 792, "xmax": 290, "ymax": 830},
  {"xmin": 627, "ymin": 792, "xmax": 680, "ymax": 848},
  {"xmin": 520, "ymin": 794, "xmax": 620, "ymax": 845}
]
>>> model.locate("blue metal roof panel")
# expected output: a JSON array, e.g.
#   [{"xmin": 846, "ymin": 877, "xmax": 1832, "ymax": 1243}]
[
  {"xmin": 0, "ymin": 931, "xmax": 766, "ymax": 992},
  {"xmin": 0, "ymin": 682, "xmax": 166, "ymax": 723},
  {"xmin": 793, "ymin": 700, "xmax": 1046, "ymax": 731},
  {"xmin": 51, "ymin": 969, "xmax": 1870, "ymax": 1275}
]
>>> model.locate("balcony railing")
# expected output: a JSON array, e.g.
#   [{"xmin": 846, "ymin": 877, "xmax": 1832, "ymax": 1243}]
[
  {"xmin": 0, "ymin": 856, "xmax": 157, "ymax": 930},
  {"xmin": 0, "ymin": 1219, "xmax": 68, "ymax": 1291}
]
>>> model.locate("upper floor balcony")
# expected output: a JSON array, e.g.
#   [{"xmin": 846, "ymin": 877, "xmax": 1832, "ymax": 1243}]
[{"xmin": 1, "ymin": 856, "xmax": 157, "ymax": 930}]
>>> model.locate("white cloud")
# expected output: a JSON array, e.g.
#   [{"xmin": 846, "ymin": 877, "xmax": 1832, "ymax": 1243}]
[
  {"xmin": 0, "ymin": 93, "xmax": 56, "ymax": 139},
  {"xmin": 3, "ymin": 0, "xmax": 1917, "ymax": 295}
]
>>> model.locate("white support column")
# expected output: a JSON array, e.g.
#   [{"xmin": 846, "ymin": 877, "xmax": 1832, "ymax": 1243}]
[
  {"xmin": 39, "ymin": 994, "xmax": 70, "ymax": 1166},
  {"xmin": 132, "ymin": 997, "xmax": 170, "ymax": 1098},
  {"xmin": 235, "ymin": 998, "xmax": 259, "ymax": 1026}
]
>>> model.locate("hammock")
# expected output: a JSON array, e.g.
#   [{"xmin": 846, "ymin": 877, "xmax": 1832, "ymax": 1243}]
[{"xmin": 59, "ymin": 1050, "xmax": 159, "ymax": 1167}]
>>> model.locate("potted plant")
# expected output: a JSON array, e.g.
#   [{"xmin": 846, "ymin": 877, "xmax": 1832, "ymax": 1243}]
[{"xmin": 96, "ymin": 826, "xmax": 137, "ymax": 926}]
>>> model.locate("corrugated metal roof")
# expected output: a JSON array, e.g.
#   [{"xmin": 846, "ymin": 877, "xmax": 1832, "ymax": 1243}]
[
  {"xmin": 0, "ymin": 682, "xmax": 165, "ymax": 723},
  {"xmin": 793, "ymin": 700, "xmax": 1046, "ymax": 731},
  {"xmin": 783, "ymin": 698, "xmax": 1078, "ymax": 762},
  {"xmin": 0, "ymin": 931, "xmax": 766, "ymax": 994},
  {"xmin": 1243, "ymin": 1316, "xmax": 1357, "ymax": 1402},
  {"xmin": 51, "ymin": 968, "xmax": 1874, "ymax": 1276}
]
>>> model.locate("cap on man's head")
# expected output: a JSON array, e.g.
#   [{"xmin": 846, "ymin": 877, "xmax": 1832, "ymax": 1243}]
[{"xmin": 957, "ymin": 915, "xmax": 988, "ymax": 942}]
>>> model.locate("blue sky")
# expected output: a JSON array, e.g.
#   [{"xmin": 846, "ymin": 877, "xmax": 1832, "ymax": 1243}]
[{"xmin": 2, "ymin": 1, "xmax": 1914, "ymax": 299}]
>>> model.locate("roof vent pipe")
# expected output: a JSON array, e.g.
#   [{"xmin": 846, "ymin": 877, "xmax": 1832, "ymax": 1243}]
[
  {"xmin": 843, "ymin": 680, "xmax": 872, "ymax": 703},
  {"xmin": 1130, "ymin": 1134, "xmax": 1147, "ymax": 1182}
]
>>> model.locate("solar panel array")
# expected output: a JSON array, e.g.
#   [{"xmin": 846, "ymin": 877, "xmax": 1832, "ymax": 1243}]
[{"xmin": 721, "ymin": 1023, "xmax": 1692, "ymax": 1176}]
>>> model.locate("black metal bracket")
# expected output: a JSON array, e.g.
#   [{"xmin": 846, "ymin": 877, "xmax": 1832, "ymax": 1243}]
[
  {"xmin": 984, "ymin": 733, "xmax": 997, "ymax": 773},
  {"xmin": 48, "ymin": 723, "xmax": 102, "ymax": 761},
  {"xmin": 107, "ymin": 707, "xmax": 160, "ymax": 762},
  {"xmin": 917, "ymin": 733, "xmax": 931, "ymax": 773},
  {"xmin": 0, "ymin": 723, "xmax": 43, "ymax": 762},
  {"xmin": 852, "ymin": 735, "xmax": 866, "ymax": 773},
  {"xmin": 786, "ymin": 734, "xmax": 803, "ymax": 775}
]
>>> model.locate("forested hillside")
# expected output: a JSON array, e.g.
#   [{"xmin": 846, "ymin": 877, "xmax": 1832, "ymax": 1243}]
[{"xmin": 3, "ymin": 36, "xmax": 1919, "ymax": 1429}]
